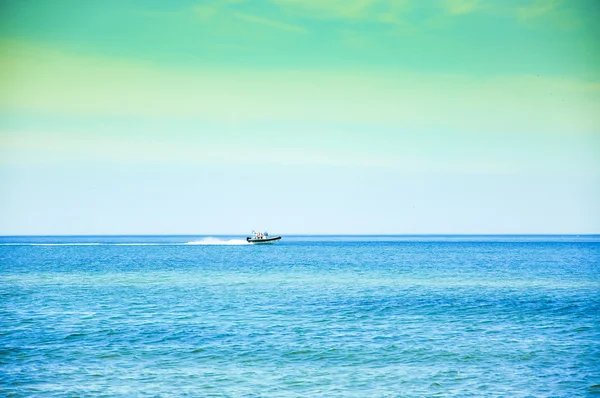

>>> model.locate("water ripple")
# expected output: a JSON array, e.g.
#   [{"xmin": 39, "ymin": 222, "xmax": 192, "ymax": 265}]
[{"xmin": 1, "ymin": 238, "xmax": 599, "ymax": 396}]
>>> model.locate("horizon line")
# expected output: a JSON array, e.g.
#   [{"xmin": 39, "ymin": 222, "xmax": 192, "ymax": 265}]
[{"xmin": 1, "ymin": 233, "xmax": 599, "ymax": 237}]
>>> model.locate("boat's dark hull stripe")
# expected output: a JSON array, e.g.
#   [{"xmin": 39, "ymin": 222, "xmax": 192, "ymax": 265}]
[{"xmin": 246, "ymin": 236, "xmax": 282, "ymax": 243}]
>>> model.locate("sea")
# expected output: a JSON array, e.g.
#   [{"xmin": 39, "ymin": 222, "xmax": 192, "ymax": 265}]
[{"xmin": 1, "ymin": 235, "xmax": 599, "ymax": 397}]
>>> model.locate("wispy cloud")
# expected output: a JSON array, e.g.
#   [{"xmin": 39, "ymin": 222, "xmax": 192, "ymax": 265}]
[
  {"xmin": 2, "ymin": 40, "xmax": 599, "ymax": 138},
  {"xmin": 268, "ymin": 0, "xmax": 414, "ymax": 33},
  {"xmin": 271, "ymin": 0, "xmax": 372, "ymax": 20},
  {"xmin": 441, "ymin": 0, "xmax": 479, "ymax": 15},
  {"xmin": 512, "ymin": 0, "xmax": 585, "ymax": 31},
  {"xmin": 516, "ymin": 0, "xmax": 562, "ymax": 20},
  {"xmin": 193, "ymin": 5, "xmax": 219, "ymax": 19},
  {"xmin": 234, "ymin": 12, "xmax": 307, "ymax": 33}
]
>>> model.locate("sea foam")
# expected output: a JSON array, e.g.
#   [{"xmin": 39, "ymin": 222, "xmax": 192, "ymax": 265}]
[{"xmin": 185, "ymin": 237, "xmax": 249, "ymax": 245}]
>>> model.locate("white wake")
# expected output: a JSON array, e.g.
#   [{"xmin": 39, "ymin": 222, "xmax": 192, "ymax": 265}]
[{"xmin": 185, "ymin": 237, "xmax": 249, "ymax": 245}]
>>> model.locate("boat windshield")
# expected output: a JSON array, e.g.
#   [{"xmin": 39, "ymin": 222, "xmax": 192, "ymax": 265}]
[{"xmin": 251, "ymin": 231, "xmax": 270, "ymax": 239}]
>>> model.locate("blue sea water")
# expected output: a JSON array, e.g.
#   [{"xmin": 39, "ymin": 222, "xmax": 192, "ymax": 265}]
[{"xmin": 1, "ymin": 235, "xmax": 599, "ymax": 397}]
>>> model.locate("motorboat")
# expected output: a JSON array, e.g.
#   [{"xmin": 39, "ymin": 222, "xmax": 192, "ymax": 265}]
[{"xmin": 247, "ymin": 230, "xmax": 281, "ymax": 244}]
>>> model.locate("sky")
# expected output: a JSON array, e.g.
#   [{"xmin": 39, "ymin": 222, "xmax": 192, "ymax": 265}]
[{"xmin": 0, "ymin": 0, "xmax": 599, "ymax": 235}]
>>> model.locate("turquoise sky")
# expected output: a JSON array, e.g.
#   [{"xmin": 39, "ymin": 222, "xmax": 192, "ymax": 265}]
[{"xmin": 1, "ymin": 0, "xmax": 599, "ymax": 234}]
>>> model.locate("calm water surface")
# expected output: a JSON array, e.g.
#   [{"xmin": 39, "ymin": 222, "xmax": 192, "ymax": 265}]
[{"xmin": 1, "ymin": 235, "xmax": 599, "ymax": 397}]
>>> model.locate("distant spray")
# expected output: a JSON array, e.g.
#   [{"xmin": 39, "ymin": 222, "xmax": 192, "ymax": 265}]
[{"xmin": 185, "ymin": 237, "xmax": 249, "ymax": 245}]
